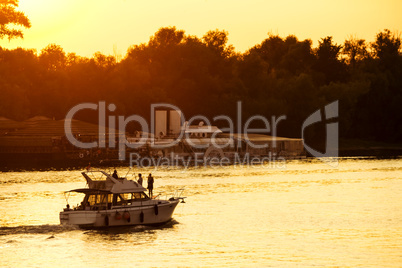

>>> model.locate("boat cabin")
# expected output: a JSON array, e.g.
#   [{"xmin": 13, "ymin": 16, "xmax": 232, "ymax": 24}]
[
  {"xmin": 64, "ymin": 170, "xmax": 151, "ymax": 211},
  {"xmin": 69, "ymin": 189, "xmax": 150, "ymax": 211}
]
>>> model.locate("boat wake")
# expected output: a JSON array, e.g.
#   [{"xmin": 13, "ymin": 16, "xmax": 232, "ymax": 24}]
[
  {"xmin": 0, "ymin": 220, "xmax": 179, "ymax": 236},
  {"xmin": 82, "ymin": 219, "xmax": 180, "ymax": 234},
  {"xmin": 0, "ymin": 224, "xmax": 79, "ymax": 236}
]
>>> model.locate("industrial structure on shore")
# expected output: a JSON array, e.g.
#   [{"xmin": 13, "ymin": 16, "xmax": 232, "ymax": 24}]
[{"xmin": 0, "ymin": 113, "xmax": 305, "ymax": 169}]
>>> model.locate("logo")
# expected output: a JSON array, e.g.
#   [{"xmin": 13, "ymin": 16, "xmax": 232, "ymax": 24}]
[
  {"xmin": 302, "ymin": 101, "xmax": 339, "ymax": 167},
  {"xmin": 63, "ymin": 101, "xmax": 339, "ymax": 169}
]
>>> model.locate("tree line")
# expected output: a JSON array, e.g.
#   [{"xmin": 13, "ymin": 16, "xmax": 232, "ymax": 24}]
[{"xmin": 0, "ymin": 26, "xmax": 401, "ymax": 145}]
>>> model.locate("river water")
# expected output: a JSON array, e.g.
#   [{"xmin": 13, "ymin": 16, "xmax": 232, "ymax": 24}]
[{"xmin": 0, "ymin": 157, "xmax": 401, "ymax": 267}]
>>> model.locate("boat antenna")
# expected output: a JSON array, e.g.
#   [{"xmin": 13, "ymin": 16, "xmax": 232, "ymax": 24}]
[
  {"xmin": 89, "ymin": 169, "xmax": 96, "ymax": 179},
  {"xmin": 124, "ymin": 167, "xmax": 131, "ymax": 178}
]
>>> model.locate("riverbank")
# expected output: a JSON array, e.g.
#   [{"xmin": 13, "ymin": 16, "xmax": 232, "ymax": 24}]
[{"xmin": 1, "ymin": 140, "xmax": 401, "ymax": 172}]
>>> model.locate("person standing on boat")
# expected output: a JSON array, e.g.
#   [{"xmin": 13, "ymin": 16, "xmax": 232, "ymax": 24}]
[
  {"xmin": 112, "ymin": 169, "xmax": 118, "ymax": 179},
  {"xmin": 137, "ymin": 173, "xmax": 143, "ymax": 186},
  {"xmin": 147, "ymin": 174, "xmax": 154, "ymax": 198}
]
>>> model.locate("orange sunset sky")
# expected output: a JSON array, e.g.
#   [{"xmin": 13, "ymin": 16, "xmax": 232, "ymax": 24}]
[{"xmin": 2, "ymin": 0, "xmax": 401, "ymax": 58}]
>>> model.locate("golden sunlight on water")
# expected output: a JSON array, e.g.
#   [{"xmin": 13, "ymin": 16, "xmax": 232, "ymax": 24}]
[{"xmin": 0, "ymin": 158, "xmax": 401, "ymax": 267}]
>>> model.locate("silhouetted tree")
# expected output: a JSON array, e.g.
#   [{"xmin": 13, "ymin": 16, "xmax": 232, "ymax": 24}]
[
  {"xmin": 203, "ymin": 29, "xmax": 234, "ymax": 58},
  {"xmin": 149, "ymin": 26, "xmax": 184, "ymax": 48},
  {"xmin": 371, "ymin": 29, "xmax": 401, "ymax": 70},
  {"xmin": 39, "ymin": 44, "xmax": 66, "ymax": 71},
  {"xmin": 372, "ymin": 29, "xmax": 401, "ymax": 59},
  {"xmin": 343, "ymin": 36, "xmax": 368, "ymax": 66},
  {"xmin": 314, "ymin": 36, "xmax": 346, "ymax": 84},
  {"xmin": 252, "ymin": 34, "xmax": 286, "ymax": 72},
  {"xmin": 0, "ymin": 0, "xmax": 30, "ymax": 40},
  {"xmin": 93, "ymin": 51, "xmax": 116, "ymax": 69},
  {"xmin": 0, "ymin": 47, "xmax": 37, "ymax": 119},
  {"xmin": 280, "ymin": 36, "xmax": 315, "ymax": 75},
  {"xmin": 0, "ymin": 28, "xmax": 401, "ymax": 144}
]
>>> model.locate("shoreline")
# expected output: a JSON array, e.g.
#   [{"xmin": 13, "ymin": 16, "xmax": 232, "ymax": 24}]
[
  {"xmin": 338, "ymin": 138, "xmax": 402, "ymax": 157},
  {"xmin": 1, "ymin": 149, "xmax": 400, "ymax": 172}
]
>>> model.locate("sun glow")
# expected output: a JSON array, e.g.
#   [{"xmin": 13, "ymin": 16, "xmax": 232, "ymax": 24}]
[{"xmin": 2, "ymin": 0, "xmax": 402, "ymax": 57}]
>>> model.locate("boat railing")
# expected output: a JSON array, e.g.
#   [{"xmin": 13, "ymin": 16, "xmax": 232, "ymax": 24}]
[
  {"xmin": 154, "ymin": 188, "xmax": 186, "ymax": 202},
  {"xmin": 173, "ymin": 188, "xmax": 185, "ymax": 198},
  {"xmin": 153, "ymin": 191, "xmax": 167, "ymax": 200}
]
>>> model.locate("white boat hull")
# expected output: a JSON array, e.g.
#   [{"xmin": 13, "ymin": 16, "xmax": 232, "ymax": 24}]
[{"xmin": 60, "ymin": 199, "xmax": 180, "ymax": 228}]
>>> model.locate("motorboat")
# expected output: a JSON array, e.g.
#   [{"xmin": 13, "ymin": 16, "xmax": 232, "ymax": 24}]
[{"xmin": 59, "ymin": 170, "xmax": 185, "ymax": 228}]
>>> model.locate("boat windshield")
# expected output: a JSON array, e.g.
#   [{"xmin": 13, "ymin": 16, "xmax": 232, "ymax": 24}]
[
  {"xmin": 87, "ymin": 193, "xmax": 112, "ymax": 206},
  {"xmin": 119, "ymin": 192, "xmax": 149, "ymax": 203},
  {"xmin": 113, "ymin": 192, "xmax": 149, "ymax": 206},
  {"xmin": 77, "ymin": 192, "xmax": 150, "ymax": 210}
]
